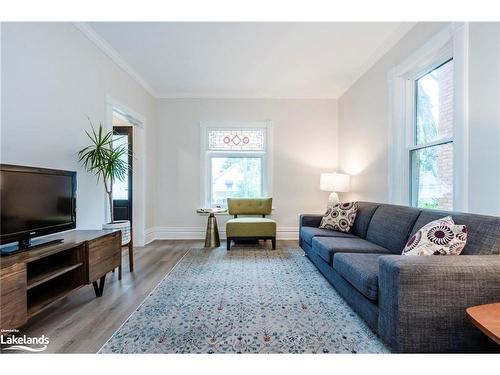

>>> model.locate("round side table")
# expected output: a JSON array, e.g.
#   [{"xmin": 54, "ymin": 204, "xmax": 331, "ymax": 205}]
[
  {"xmin": 466, "ymin": 302, "xmax": 500, "ymax": 345},
  {"xmin": 197, "ymin": 208, "xmax": 227, "ymax": 248}
]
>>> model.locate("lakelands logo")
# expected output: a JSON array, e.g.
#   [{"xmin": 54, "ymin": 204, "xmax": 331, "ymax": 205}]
[{"xmin": 1, "ymin": 329, "xmax": 49, "ymax": 352}]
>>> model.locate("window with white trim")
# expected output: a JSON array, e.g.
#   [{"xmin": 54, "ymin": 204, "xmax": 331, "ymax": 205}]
[
  {"xmin": 410, "ymin": 58, "xmax": 454, "ymax": 210},
  {"xmin": 388, "ymin": 24, "xmax": 468, "ymax": 212},
  {"xmin": 201, "ymin": 123, "xmax": 271, "ymax": 208}
]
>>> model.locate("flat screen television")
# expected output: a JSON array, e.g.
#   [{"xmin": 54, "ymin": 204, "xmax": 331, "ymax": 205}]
[{"xmin": 0, "ymin": 164, "xmax": 76, "ymax": 254}]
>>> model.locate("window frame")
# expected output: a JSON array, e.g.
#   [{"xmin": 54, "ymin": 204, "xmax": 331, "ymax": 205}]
[
  {"xmin": 387, "ymin": 23, "xmax": 469, "ymax": 212},
  {"xmin": 200, "ymin": 121, "xmax": 273, "ymax": 208},
  {"xmin": 409, "ymin": 58, "xmax": 455, "ymax": 209}
]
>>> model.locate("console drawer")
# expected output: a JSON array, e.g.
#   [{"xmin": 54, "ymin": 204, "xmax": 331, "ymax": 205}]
[{"xmin": 87, "ymin": 232, "xmax": 121, "ymax": 282}]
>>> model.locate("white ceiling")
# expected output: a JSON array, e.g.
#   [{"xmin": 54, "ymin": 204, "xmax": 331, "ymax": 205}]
[{"xmin": 82, "ymin": 22, "xmax": 415, "ymax": 99}]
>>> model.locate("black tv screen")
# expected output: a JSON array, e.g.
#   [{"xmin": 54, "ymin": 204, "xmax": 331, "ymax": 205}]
[{"xmin": 1, "ymin": 164, "xmax": 76, "ymax": 247}]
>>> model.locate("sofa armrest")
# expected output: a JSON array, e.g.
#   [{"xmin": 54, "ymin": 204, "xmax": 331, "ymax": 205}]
[
  {"xmin": 299, "ymin": 214, "xmax": 323, "ymax": 228},
  {"xmin": 298, "ymin": 214, "xmax": 324, "ymax": 248},
  {"xmin": 379, "ymin": 255, "xmax": 500, "ymax": 353}
]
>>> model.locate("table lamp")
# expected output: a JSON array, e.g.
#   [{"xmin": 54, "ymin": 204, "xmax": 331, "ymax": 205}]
[{"xmin": 320, "ymin": 172, "xmax": 350, "ymax": 206}]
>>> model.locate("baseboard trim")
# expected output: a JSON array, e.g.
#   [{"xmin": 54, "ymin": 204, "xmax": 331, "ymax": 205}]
[{"xmin": 144, "ymin": 226, "xmax": 299, "ymax": 244}]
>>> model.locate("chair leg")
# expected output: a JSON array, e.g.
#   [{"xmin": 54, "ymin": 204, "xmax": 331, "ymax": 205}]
[
  {"xmin": 271, "ymin": 237, "xmax": 276, "ymax": 250},
  {"xmin": 227, "ymin": 238, "xmax": 231, "ymax": 250},
  {"xmin": 128, "ymin": 239, "xmax": 134, "ymax": 272}
]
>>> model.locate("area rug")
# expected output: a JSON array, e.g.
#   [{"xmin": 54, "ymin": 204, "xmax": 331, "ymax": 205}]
[{"xmin": 99, "ymin": 246, "xmax": 389, "ymax": 353}]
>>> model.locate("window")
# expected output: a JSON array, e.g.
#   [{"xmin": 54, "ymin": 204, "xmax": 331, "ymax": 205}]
[
  {"xmin": 410, "ymin": 59, "xmax": 454, "ymax": 210},
  {"xmin": 201, "ymin": 123, "xmax": 271, "ymax": 208},
  {"xmin": 388, "ymin": 24, "xmax": 467, "ymax": 211}
]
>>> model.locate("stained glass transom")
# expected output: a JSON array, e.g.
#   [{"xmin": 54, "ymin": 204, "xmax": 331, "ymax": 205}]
[{"xmin": 208, "ymin": 129, "xmax": 265, "ymax": 151}]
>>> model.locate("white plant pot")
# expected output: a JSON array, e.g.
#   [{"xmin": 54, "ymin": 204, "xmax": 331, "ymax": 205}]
[{"xmin": 102, "ymin": 220, "xmax": 131, "ymax": 246}]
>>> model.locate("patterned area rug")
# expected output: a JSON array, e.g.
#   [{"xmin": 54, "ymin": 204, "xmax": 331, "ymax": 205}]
[{"xmin": 99, "ymin": 246, "xmax": 389, "ymax": 353}]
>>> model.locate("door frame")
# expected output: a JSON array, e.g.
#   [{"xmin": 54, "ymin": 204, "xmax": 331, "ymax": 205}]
[
  {"xmin": 113, "ymin": 125, "xmax": 133, "ymax": 225},
  {"xmin": 106, "ymin": 95, "xmax": 146, "ymax": 246}
]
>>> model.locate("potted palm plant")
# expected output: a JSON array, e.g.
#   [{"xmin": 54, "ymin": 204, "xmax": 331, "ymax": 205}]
[{"xmin": 78, "ymin": 120, "xmax": 131, "ymax": 245}]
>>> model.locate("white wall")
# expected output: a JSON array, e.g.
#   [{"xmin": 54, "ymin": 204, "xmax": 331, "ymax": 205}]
[
  {"xmin": 149, "ymin": 98, "xmax": 338, "ymax": 241},
  {"xmin": 338, "ymin": 22, "xmax": 448, "ymax": 203},
  {"xmin": 467, "ymin": 23, "xmax": 500, "ymax": 215},
  {"xmin": 1, "ymin": 23, "xmax": 338, "ymax": 245},
  {"xmin": 4, "ymin": 22, "xmax": 496, "ymax": 249},
  {"xmin": 1, "ymin": 22, "xmax": 156, "ymax": 245},
  {"xmin": 338, "ymin": 22, "xmax": 500, "ymax": 216}
]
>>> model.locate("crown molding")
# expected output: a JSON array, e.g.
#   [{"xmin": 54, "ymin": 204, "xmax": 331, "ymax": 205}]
[
  {"xmin": 155, "ymin": 93, "xmax": 338, "ymax": 100},
  {"xmin": 336, "ymin": 22, "xmax": 417, "ymax": 99},
  {"xmin": 73, "ymin": 22, "xmax": 158, "ymax": 98}
]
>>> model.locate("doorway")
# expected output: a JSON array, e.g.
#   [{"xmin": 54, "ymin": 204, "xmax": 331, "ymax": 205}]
[
  {"xmin": 107, "ymin": 96, "xmax": 146, "ymax": 246},
  {"xmin": 112, "ymin": 112, "xmax": 133, "ymax": 224}
]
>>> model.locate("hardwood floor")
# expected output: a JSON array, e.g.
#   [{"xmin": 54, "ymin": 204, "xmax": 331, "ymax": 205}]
[{"xmin": 13, "ymin": 239, "xmax": 298, "ymax": 353}]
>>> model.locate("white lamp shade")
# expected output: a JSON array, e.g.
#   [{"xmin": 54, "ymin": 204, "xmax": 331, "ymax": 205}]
[{"xmin": 320, "ymin": 172, "xmax": 350, "ymax": 193}]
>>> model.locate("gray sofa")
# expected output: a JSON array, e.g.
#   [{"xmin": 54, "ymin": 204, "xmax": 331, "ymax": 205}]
[{"xmin": 299, "ymin": 202, "xmax": 500, "ymax": 353}]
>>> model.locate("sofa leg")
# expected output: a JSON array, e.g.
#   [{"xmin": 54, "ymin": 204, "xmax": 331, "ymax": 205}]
[
  {"xmin": 271, "ymin": 237, "xmax": 276, "ymax": 250},
  {"xmin": 227, "ymin": 238, "xmax": 231, "ymax": 250}
]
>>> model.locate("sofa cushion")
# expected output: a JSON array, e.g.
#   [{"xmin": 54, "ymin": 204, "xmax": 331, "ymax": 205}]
[
  {"xmin": 319, "ymin": 202, "xmax": 358, "ymax": 232},
  {"xmin": 366, "ymin": 204, "xmax": 421, "ymax": 254},
  {"xmin": 333, "ymin": 253, "xmax": 383, "ymax": 301},
  {"xmin": 311, "ymin": 236, "xmax": 391, "ymax": 265},
  {"xmin": 300, "ymin": 226, "xmax": 357, "ymax": 245},
  {"xmin": 403, "ymin": 216, "xmax": 467, "ymax": 256},
  {"xmin": 226, "ymin": 218, "xmax": 276, "ymax": 237},
  {"xmin": 409, "ymin": 210, "xmax": 500, "ymax": 255},
  {"xmin": 351, "ymin": 202, "xmax": 380, "ymax": 239}
]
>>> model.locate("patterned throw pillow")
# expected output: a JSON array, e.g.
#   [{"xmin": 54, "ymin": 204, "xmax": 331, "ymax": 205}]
[
  {"xmin": 402, "ymin": 216, "xmax": 468, "ymax": 256},
  {"xmin": 319, "ymin": 202, "xmax": 358, "ymax": 233}
]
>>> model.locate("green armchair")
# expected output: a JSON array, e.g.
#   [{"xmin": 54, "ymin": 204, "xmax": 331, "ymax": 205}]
[{"xmin": 226, "ymin": 198, "xmax": 276, "ymax": 250}]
